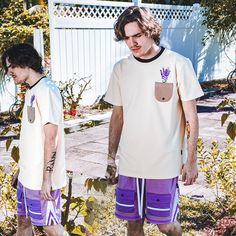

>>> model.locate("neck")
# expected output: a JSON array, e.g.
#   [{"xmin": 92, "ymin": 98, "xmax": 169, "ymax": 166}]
[
  {"xmin": 140, "ymin": 44, "xmax": 161, "ymax": 60},
  {"xmin": 26, "ymin": 70, "xmax": 44, "ymax": 87}
]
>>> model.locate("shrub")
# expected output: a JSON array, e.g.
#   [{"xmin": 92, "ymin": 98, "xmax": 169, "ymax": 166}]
[{"xmin": 198, "ymin": 137, "xmax": 236, "ymax": 214}]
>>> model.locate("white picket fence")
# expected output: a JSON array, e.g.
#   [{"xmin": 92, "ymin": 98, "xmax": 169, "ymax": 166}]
[
  {"xmin": 0, "ymin": 0, "xmax": 235, "ymax": 111},
  {"xmin": 48, "ymin": 0, "xmax": 235, "ymax": 105}
]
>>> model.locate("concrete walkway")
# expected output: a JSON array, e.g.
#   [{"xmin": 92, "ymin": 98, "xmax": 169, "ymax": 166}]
[{"xmin": 0, "ymin": 92, "xmax": 235, "ymax": 201}]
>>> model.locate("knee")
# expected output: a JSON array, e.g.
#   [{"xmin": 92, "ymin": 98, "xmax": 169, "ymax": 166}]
[
  {"xmin": 17, "ymin": 215, "xmax": 31, "ymax": 229},
  {"xmin": 158, "ymin": 222, "xmax": 182, "ymax": 236},
  {"xmin": 127, "ymin": 220, "xmax": 144, "ymax": 235}
]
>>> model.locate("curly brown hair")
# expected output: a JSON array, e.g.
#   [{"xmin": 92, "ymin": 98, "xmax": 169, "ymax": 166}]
[{"xmin": 114, "ymin": 6, "xmax": 162, "ymax": 45}]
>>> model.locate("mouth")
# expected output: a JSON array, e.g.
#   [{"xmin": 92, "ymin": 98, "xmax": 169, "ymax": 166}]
[{"xmin": 131, "ymin": 47, "xmax": 141, "ymax": 53}]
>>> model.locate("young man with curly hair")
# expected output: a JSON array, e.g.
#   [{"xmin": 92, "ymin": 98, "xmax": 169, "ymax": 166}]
[
  {"xmin": 105, "ymin": 6, "xmax": 203, "ymax": 236},
  {"xmin": 2, "ymin": 43, "xmax": 69, "ymax": 236}
]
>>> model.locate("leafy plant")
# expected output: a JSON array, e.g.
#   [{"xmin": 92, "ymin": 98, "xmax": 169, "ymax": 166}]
[
  {"xmin": 84, "ymin": 177, "xmax": 108, "ymax": 194},
  {"xmin": 0, "ymin": 0, "xmax": 49, "ymax": 56},
  {"xmin": 201, "ymin": 0, "xmax": 236, "ymax": 47},
  {"xmin": 58, "ymin": 75, "xmax": 92, "ymax": 118},
  {"xmin": 0, "ymin": 162, "xmax": 18, "ymax": 235},
  {"xmin": 61, "ymin": 171, "xmax": 98, "ymax": 235},
  {"xmin": 198, "ymin": 137, "xmax": 236, "ymax": 214}
]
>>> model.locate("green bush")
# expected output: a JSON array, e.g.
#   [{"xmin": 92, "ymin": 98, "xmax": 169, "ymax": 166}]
[
  {"xmin": 198, "ymin": 137, "xmax": 236, "ymax": 214},
  {"xmin": 0, "ymin": 0, "xmax": 49, "ymax": 56}
]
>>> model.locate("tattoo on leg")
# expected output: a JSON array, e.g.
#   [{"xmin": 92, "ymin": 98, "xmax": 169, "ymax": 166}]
[
  {"xmin": 186, "ymin": 121, "xmax": 190, "ymax": 139},
  {"xmin": 46, "ymin": 151, "xmax": 56, "ymax": 172}
]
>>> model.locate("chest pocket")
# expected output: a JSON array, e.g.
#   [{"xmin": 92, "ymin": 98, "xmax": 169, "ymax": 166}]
[
  {"xmin": 27, "ymin": 106, "xmax": 35, "ymax": 123},
  {"xmin": 154, "ymin": 82, "xmax": 173, "ymax": 102}
]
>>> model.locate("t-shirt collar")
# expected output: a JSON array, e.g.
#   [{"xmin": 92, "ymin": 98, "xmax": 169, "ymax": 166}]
[
  {"xmin": 134, "ymin": 46, "xmax": 165, "ymax": 63},
  {"xmin": 29, "ymin": 76, "xmax": 46, "ymax": 90}
]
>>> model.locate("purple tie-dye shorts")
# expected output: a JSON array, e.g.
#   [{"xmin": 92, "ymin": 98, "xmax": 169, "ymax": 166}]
[
  {"xmin": 115, "ymin": 175, "xmax": 179, "ymax": 224},
  {"xmin": 17, "ymin": 181, "xmax": 61, "ymax": 226}
]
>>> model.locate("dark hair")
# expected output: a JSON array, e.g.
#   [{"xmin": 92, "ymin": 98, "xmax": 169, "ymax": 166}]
[
  {"xmin": 1, "ymin": 43, "xmax": 43, "ymax": 74},
  {"xmin": 114, "ymin": 6, "xmax": 162, "ymax": 45}
]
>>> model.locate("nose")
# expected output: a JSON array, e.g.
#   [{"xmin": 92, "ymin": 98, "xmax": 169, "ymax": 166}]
[{"xmin": 129, "ymin": 37, "xmax": 137, "ymax": 47}]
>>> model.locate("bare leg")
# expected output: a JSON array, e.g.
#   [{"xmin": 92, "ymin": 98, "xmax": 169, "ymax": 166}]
[
  {"xmin": 158, "ymin": 221, "xmax": 182, "ymax": 236},
  {"xmin": 127, "ymin": 219, "xmax": 145, "ymax": 236},
  {"xmin": 16, "ymin": 215, "xmax": 32, "ymax": 236},
  {"xmin": 43, "ymin": 224, "xmax": 69, "ymax": 236}
]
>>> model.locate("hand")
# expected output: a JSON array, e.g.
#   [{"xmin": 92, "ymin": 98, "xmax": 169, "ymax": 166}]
[
  {"xmin": 105, "ymin": 159, "xmax": 118, "ymax": 185},
  {"xmin": 41, "ymin": 179, "xmax": 53, "ymax": 201},
  {"xmin": 182, "ymin": 160, "xmax": 198, "ymax": 185}
]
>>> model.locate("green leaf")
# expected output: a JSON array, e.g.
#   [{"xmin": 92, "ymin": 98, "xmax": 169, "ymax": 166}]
[
  {"xmin": 6, "ymin": 138, "xmax": 13, "ymax": 151},
  {"xmin": 11, "ymin": 146, "xmax": 19, "ymax": 163},
  {"xmin": 221, "ymin": 113, "xmax": 230, "ymax": 126},
  {"xmin": 99, "ymin": 179, "xmax": 108, "ymax": 194},
  {"xmin": 1, "ymin": 126, "xmax": 11, "ymax": 135},
  {"xmin": 93, "ymin": 179, "xmax": 100, "ymax": 192},
  {"xmin": 84, "ymin": 212, "xmax": 95, "ymax": 225},
  {"xmin": 227, "ymin": 122, "xmax": 236, "ymax": 141},
  {"xmin": 64, "ymin": 127, "xmax": 70, "ymax": 134}
]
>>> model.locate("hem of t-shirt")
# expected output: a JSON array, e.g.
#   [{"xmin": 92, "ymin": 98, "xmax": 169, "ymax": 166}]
[
  {"xmin": 118, "ymin": 170, "xmax": 181, "ymax": 180},
  {"xmin": 180, "ymin": 91, "xmax": 204, "ymax": 102},
  {"xmin": 104, "ymin": 97, "xmax": 122, "ymax": 107},
  {"xmin": 42, "ymin": 120, "xmax": 60, "ymax": 126},
  {"xmin": 18, "ymin": 178, "xmax": 66, "ymax": 191}
]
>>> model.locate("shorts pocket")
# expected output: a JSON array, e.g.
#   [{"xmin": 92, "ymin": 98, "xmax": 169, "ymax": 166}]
[
  {"xmin": 154, "ymin": 82, "xmax": 173, "ymax": 102},
  {"xmin": 27, "ymin": 199, "xmax": 43, "ymax": 220},
  {"xmin": 146, "ymin": 193, "xmax": 171, "ymax": 217},
  {"xmin": 116, "ymin": 188, "xmax": 135, "ymax": 213}
]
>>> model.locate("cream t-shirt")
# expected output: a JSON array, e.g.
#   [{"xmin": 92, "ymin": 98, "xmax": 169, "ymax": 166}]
[
  {"xmin": 18, "ymin": 77, "xmax": 66, "ymax": 190},
  {"xmin": 105, "ymin": 48, "xmax": 204, "ymax": 179}
]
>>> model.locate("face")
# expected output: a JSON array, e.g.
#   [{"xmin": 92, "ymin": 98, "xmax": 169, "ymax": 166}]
[
  {"xmin": 6, "ymin": 58, "xmax": 29, "ymax": 84},
  {"xmin": 124, "ymin": 21, "xmax": 156, "ymax": 59}
]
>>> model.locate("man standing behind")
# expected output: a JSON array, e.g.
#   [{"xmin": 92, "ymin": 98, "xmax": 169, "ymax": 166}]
[
  {"xmin": 2, "ymin": 43, "xmax": 69, "ymax": 236},
  {"xmin": 105, "ymin": 6, "xmax": 204, "ymax": 236}
]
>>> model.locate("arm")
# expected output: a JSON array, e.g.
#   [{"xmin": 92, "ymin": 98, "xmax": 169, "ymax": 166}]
[
  {"xmin": 182, "ymin": 99, "xmax": 199, "ymax": 185},
  {"xmin": 106, "ymin": 105, "xmax": 123, "ymax": 184},
  {"xmin": 41, "ymin": 123, "xmax": 58, "ymax": 200}
]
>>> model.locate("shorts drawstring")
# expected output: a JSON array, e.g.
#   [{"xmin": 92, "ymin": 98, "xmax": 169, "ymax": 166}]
[{"xmin": 136, "ymin": 178, "xmax": 145, "ymax": 218}]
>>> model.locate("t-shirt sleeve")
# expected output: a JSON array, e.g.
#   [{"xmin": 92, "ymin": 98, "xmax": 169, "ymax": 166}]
[
  {"xmin": 104, "ymin": 65, "xmax": 122, "ymax": 106},
  {"xmin": 177, "ymin": 58, "xmax": 204, "ymax": 101},
  {"xmin": 36, "ymin": 84, "xmax": 62, "ymax": 126}
]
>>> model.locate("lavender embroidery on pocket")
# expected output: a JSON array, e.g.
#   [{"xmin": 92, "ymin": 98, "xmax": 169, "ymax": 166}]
[
  {"xmin": 30, "ymin": 95, "xmax": 35, "ymax": 107},
  {"xmin": 160, "ymin": 67, "xmax": 170, "ymax": 83}
]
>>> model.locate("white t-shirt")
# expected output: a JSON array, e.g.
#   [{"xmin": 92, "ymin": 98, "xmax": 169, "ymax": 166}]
[
  {"xmin": 18, "ymin": 77, "xmax": 66, "ymax": 190},
  {"xmin": 104, "ymin": 48, "xmax": 204, "ymax": 179}
]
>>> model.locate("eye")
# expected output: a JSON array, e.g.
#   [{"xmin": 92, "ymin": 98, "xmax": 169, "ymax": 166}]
[{"xmin": 135, "ymin": 33, "xmax": 143, "ymax": 38}]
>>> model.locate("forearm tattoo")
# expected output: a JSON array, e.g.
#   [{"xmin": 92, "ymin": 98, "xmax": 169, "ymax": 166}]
[
  {"xmin": 186, "ymin": 121, "xmax": 190, "ymax": 139},
  {"xmin": 46, "ymin": 151, "xmax": 56, "ymax": 172}
]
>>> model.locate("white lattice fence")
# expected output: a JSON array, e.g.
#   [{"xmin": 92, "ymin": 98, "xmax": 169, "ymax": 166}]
[{"xmin": 49, "ymin": 0, "xmax": 200, "ymax": 105}]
